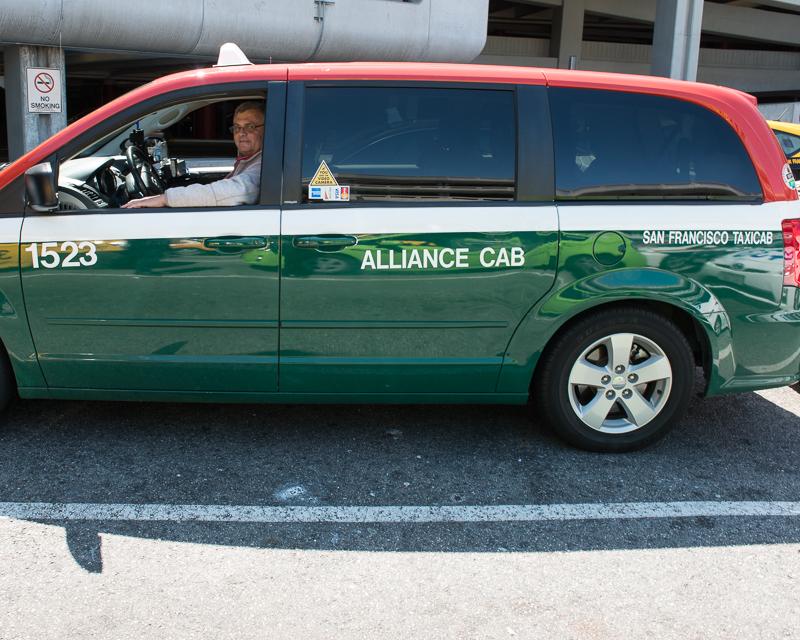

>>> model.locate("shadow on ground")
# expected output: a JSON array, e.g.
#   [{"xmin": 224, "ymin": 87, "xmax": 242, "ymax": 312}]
[{"xmin": 0, "ymin": 387, "xmax": 798, "ymax": 571}]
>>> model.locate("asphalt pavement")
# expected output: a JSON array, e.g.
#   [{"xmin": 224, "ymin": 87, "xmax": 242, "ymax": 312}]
[{"xmin": 0, "ymin": 384, "xmax": 798, "ymax": 639}]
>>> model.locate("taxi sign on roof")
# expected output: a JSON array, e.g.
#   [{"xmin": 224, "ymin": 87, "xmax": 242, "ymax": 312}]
[{"xmin": 310, "ymin": 160, "xmax": 338, "ymax": 186}]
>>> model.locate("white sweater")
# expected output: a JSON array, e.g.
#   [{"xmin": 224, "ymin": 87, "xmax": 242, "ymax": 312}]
[{"xmin": 164, "ymin": 151, "xmax": 262, "ymax": 208}]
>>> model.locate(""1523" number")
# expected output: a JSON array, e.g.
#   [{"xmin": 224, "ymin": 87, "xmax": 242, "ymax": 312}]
[{"xmin": 24, "ymin": 241, "xmax": 98, "ymax": 269}]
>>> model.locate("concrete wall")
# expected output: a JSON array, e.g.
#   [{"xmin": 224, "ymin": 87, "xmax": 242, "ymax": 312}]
[{"xmin": 759, "ymin": 102, "xmax": 800, "ymax": 124}]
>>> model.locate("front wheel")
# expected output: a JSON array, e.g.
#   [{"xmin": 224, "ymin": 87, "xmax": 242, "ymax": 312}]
[{"xmin": 535, "ymin": 309, "xmax": 694, "ymax": 452}]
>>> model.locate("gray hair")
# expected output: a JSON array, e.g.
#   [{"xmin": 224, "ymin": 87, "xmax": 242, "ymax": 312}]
[{"xmin": 234, "ymin": 101, "xmax": 265, "ymax": 118}]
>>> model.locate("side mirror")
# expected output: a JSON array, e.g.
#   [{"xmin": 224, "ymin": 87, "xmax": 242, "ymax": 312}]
[{"xmin": 25, "ymin": 162, "xmax": 58, "ymax": 213}]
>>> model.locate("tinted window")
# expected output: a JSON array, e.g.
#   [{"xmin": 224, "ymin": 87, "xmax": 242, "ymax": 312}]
[
  {"xmin": 301, "ymin": 87, "xmax": 516, "ymax": 201},
  {"xmin": 774, "ymin": 129, "xmax": 800, "ymax": 158},
  {"xmin": 551, "ymin": 88, "xmax": 762, "ymax": 201}
]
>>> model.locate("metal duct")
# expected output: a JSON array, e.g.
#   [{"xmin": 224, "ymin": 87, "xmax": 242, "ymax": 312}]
[{"xmin": 0, "ymin": 0, "xmax": 489, "ymax": 62}]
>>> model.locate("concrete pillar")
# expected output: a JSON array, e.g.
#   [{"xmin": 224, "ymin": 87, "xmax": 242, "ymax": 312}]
[
  {"xmin": 550, "ymin": 0, "xmax": 585, "ymax": 70},
  {"xmin": 651, "ymin": 0, "xmax": 704, "ymax": 81},
  {"xmin": 4, "ymin": 45, "xmax": 67, "ymax": 161}
]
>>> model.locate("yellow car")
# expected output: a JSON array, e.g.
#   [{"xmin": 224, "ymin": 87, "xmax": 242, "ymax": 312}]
[{"xmin": 768, "ymin": 120, "xmax": 800, "ymax": 178}]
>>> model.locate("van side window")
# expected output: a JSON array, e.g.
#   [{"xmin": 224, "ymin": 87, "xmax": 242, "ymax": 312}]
[
  {"xmin": 301, "ymin": 87, "xmax": 516, "ymax": 202},
  {"xmin": 550, "ymin": 88, "xmax": 763, "ymax": 201}
]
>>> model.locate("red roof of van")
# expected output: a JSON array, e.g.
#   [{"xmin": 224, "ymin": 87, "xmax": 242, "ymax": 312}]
[{"xmin": 0, "ymin": 62, "xmax": 794, "ymax": 202}]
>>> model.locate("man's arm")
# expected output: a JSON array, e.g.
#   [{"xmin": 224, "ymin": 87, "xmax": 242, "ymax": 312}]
[
  {"xmin": 123, "ymin": 194, "xmax": 166, "ymax": 208},
  {"xmin": 123, "ymin": 161, "xmax": 261, "ymax": 209}
]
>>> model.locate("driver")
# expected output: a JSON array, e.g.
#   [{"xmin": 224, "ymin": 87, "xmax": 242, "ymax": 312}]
[{"xmin": 122, "ymin": 101, "xmax": 265, "ymax": 209}]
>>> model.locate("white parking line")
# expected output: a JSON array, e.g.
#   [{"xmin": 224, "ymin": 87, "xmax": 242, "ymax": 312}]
[{"xmin": 0, "ymin": 501, "xmax": 799, "ymax": 523}]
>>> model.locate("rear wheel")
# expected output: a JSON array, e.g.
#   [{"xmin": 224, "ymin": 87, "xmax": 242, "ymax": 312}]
[{"xmin": 536, "ymin": 308, "xmax": 694, "ymax": 452}]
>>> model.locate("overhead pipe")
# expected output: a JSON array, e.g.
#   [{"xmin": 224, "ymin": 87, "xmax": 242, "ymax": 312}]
[{"xmin": 0, "ymin": 0, "xmax": 489, "ymax": 62}]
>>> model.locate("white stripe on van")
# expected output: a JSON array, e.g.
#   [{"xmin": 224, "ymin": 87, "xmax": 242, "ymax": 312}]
[
  {"xmin": 282, "ymin": 206, "xmax": 559, "ymax": 236},
  {"xmin": 558, "ymin": 200, "xmax": 800, "ymax": 232},
  {"xmin": 17, "ymin": 199, "xmax": 800, "ymax": 244},
  {"xmin": 285, "ymin": 202, "xmax": 797, "ymax": 237},
  {"xmin": 21, "ymin": 209, "xmax": 281, "ymax": 242},
  {"xmin": 0, "ymin": 218, "xmax": 22, "ymax": 244}
]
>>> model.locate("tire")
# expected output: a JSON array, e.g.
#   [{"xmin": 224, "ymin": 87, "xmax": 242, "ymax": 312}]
[{"xmin": 535, "ymin": 308, "xmax": 694, "ymax": 452}]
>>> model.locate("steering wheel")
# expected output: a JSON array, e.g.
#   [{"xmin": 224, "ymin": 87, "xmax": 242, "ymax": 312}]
[{"xmin": 125, "ymin": 144, "xmax": 166, "ymax": 196}]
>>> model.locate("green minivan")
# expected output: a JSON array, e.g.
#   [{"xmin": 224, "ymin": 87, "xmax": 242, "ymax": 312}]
[{"xmin": 0, "ymin": 50, "xmax": 798, "ymax": 451}]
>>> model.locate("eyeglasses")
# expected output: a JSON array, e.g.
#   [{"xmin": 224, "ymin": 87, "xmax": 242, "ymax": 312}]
[{"xmin": 229, "ymin": 123, "xmax": 264, "ymax": 134}]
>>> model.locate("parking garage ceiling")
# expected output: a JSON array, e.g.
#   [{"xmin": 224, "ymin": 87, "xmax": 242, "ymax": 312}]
[{"xmin": 488, "ymin": 0, "xmax": 800, "ymax": 50}]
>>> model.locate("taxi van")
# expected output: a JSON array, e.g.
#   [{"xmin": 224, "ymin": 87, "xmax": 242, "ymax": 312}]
[
  {"xmin": 0, "ymin": 46, "xmax": 798, "ymax": 452},
  {"xmin": 768, "ymin": 119, "xmax": 800, "ymax": 180}
]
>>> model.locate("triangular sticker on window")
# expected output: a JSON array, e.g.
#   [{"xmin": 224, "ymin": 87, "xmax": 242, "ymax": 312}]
[
  {"xmin": 309, "ymin": 160, "xmax": 350, "ymax": 201},
  {"xmin": 310, "ymin": 160, "xmax": 339, "ymax": 187}
]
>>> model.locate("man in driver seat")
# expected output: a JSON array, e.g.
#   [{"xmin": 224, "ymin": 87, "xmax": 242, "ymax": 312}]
[{"xmin": 123, "ymin": 101, "xmax": 264, "ymax": 209}]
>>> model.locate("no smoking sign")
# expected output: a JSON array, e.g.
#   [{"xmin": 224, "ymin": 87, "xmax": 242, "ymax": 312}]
[{"xmin": 26, "ymin": 67, "xmax": 62, "ymax": 113}]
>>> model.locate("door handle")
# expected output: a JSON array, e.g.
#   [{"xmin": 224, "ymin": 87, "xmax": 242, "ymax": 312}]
[
  {"xmin": 204, "ymin": 236, "xmax": 268, "ymax": 251},
  {"xmin": 293, "ymin": 235, "xmax": 358, "ymax": 251}
]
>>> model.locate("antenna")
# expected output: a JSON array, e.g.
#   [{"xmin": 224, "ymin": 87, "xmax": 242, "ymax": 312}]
[{"xmin": 215, "ymin": 43, "xmax": 253, "ymax": 67}]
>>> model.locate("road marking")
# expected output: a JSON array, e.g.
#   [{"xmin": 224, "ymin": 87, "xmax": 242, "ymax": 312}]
[{"xmin": 0, "ymin": 501, "xmax": 799, "ymax": 523}]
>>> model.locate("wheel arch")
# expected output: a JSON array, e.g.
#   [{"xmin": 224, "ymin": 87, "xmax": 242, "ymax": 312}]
[
  {"xmin": 0, "ymin": 335, "xmax": 21, "ymax": 405},
  {"xmin": 529, "ymin": 299, "xmax": 712, "ymax": 395},
  {"xmin": 0, "ymin": 292, "xmax": 49, "ymax": 394},
  {"xmin": 496, "ymin": 270, "xmax": 733, "ymax": 396}
]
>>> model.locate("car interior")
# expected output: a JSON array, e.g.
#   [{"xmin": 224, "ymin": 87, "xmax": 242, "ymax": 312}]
[{"xmin": 56, "ymin": 94, "xmax": 265, "ymax": 210}]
